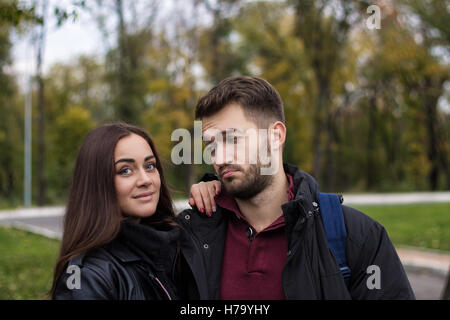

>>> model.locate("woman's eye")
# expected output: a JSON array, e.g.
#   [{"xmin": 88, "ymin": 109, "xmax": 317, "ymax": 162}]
[
  {"xmin": 118, "ymin": 168, "xmax": 132, "ymax": 175},
  {"xmin": 146, "ymin": 163, "xmax": 156, "ymax": 171}
]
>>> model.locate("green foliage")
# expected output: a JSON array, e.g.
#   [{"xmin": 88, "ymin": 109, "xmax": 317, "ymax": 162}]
[
  {"xmin": 0, "ymin": 23, "xmax": 23, "ymax": 204},
  {"xmin": 0, "ymin": 0, "xmax": 449, "ymax": 207},
  {"xmin": 0, "ymin": 0, "xmax": 42, "ymax": 27},
  {"xmin": 46, "ymin": 106, "xmax": 95, "ymax": 202}
]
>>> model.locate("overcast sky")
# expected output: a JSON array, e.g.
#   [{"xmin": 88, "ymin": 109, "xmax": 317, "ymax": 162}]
[
  {"xmin": 10, "ymin": 0, "xmax": 201, "ymax": 90},
  {"xmin": 11, "ymin": 5, "xmax": 103, "ymax": 89}
]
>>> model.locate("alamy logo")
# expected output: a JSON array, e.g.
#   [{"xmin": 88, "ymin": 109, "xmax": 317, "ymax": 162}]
[
  {"xmin": 66, "ymin": 265, "xmax": 81, "ymax": 290},
  {"xmin": 366, "ymin": 265, "xmax": 381, "ymax": 289},
  {"xmin": 171, "ymin": 121, "xmax": 282, "ymax": 175},
  {"xmin": 366, "ymin": 5, "xmax": 381, "ymax": 30}
]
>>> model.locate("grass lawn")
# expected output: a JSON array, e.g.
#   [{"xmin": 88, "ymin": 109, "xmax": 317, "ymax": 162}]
[
  {"xmin": 353, "ymin": 202, "xmax": 450, "ymax": 252},
  {"xmin": 0, "ymin": 227, "xmax": 60, "ymax": 299}
]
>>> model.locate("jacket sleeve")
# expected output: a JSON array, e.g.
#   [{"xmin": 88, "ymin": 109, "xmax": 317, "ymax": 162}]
[
  {"xmin": 53, "ymin": 264, "xmax": 116, "ymax": 300},
  {"xmin": 348, "ymin": 221, "xmax": 416, "ymax": 300},
  {"xmin": 199, "ymin": 172, "xmax": 219, "ymax": 182}
]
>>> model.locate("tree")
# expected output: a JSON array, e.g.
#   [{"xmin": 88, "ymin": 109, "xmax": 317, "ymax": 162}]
[
  {"xmin": 86, "ymin": 0, "xmax": 161, "ymax": 125},
  {"xmin": 48, "ymin": 106, "xmax": 95, "ymax": 200},
  {"xmin": 33, "ymin": 0, "xmax": 49, "ymax": 206},
  {"xmin": 401, "ymin": 0, "xmax": 450, "ymax": 189},
  {"xmin": 195, "ymin": 0, "xmax": 246, "ymax": 84},
  {"xmin": 230, "ymin": 1, "xmax": 313, "ymax": 171},
  {"xmin": 0, "ymin": 25, "xmax": 22, "ymax": 205},
  {"xmin": 289, "ymin": 0, "xmax": 370, "ymax": 190}
]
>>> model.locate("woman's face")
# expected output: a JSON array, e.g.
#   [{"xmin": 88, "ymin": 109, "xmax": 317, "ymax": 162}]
[{"xmin": 114, "ymin": 133, "xmax": 161, "ymax": 220}]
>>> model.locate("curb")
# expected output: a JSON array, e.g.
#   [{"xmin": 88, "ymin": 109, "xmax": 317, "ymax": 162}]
[{"xmin": 397, "ymin": 248, "xmax": 450, "ymax": 278}]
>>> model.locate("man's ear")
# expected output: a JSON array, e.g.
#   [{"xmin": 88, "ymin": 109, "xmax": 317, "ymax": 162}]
[{"xmin": 270, "ymin": 121, "xmax": 286, "ymax": 151}]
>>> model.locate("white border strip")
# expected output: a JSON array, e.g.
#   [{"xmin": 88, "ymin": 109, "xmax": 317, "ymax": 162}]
[
  {"xmin": 6, "ymin": 221, "xmax": 62, "ymax": 240},
  {"xmin": 343, "ymin": 192, "xmax": 450, "ymax": 205},
  {"xmin": 0, "ymin": 206, "xmax": 65, "ymax": 221}
]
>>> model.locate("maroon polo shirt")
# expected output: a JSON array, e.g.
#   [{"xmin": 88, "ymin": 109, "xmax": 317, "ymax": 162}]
[{"xmin": 217, "ymin": 174, "xmax": 295, "ymax": 300}]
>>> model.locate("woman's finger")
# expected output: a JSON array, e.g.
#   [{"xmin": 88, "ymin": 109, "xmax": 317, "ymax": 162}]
[
  {"xmin": 213, "ymin": 180, "xmax": 222, "ymax": 195},
  {"xmin": 189, "ymin": 184, "xmax": 205, "ymax": 214},
  {"xmin": 198, "ymin": 182, "xmax": 213, "ymax": 216},
  {"xmin": 207, "ymin": 183, "xmax": 217, "ymax": 213}
]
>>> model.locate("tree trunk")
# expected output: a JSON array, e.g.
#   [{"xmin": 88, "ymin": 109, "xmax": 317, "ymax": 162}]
[
  {"xmin": 115, "ymin": 0, "xmax": 131, "ymax": 122},
  {"xmin": 423, "ymin": 77, "xmax": 441, "ymax": 190},
  {"xmin": 325, "ymin": 111, "xmax": 336, "ymax": 192},
  {"xmin": 35, "ymin": 0, "xmax": 48, "ymax": 206},
  {"xmin": 366, "ymin": 94, "xmax": 377, "ymax": 190},
  {"xmin": 312, "ymin": 79, "xmax": 330, "ymax": 188}
]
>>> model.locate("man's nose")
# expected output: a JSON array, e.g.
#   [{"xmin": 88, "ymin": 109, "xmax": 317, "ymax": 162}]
[{"xmin": 213, "ymin": 141, "xmax": 234, "ymax": 166}]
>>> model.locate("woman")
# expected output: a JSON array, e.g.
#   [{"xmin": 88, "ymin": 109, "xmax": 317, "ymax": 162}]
[{"xmin": 50, "ymin": 122, "xmax": 214, "ymax": 299}]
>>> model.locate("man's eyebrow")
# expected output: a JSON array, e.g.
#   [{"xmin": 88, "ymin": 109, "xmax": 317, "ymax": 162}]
[
  {"xmin": 114, "ymin": 155, "xmax": 155, "ymax": 165},
  {"xmin": 203, "ymin": 128, "xmax": 244, "ymax": 141}
]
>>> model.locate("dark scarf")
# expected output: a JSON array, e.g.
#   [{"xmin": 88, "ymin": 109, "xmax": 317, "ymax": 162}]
[{"xmin": 117, "ymin": 219, "xmax": 181, "ymax": 277}]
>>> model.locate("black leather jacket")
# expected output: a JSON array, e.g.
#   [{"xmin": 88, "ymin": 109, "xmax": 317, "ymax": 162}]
[
  {"xmin": 53, "ymin": 219, "xmax": 182, "ymax": 300},
  {"xmin": 177, "ymin": 163, "xmax": 415, "ymax": 299}
]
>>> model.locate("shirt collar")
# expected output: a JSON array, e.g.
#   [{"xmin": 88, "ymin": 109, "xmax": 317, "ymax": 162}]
[{"xmin": 215, "ymin": 173, "xmax": 295, "ymax": 221}]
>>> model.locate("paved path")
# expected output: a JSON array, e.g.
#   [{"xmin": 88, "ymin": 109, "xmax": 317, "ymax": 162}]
[
  {"xmin": 342, "ymin": 191, "xmax": 450, "ymax": 205},
  {"xmin": 1, "ymin": 194, "xmax": 449, "ymax": 299}
]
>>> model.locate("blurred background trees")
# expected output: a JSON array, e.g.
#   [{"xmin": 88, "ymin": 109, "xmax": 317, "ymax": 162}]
[{"xmin": 0, "ymin": 0, "xmax": 449, "ymax": 207}]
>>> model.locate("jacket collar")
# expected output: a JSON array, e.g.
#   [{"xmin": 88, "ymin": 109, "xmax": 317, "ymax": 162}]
[
  {"xmin": 282, "ymin": 163, "xmax": 320, "ymax": 249},
  {"xmin": 107, "ymin": 220, "xmax": 181, "ymax": 269},
  {"xmin": 182, "ymin": 163, "xmax": 320, "ymax": 248},
  {"xmin": 68, "ymin": 220, "xmax": 181, "ymax": 269}
]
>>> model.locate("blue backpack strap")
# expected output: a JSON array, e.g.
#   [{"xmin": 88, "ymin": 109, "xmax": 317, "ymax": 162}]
[{"xmin": 318, "ymin": 192, "xmax": 351, "ymax": 286}]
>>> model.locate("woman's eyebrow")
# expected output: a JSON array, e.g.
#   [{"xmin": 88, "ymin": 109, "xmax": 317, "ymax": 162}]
[
  {"xmin": 114, "ymin": 158, "xmax": 135, "ymax": 166},
  {"xmin": 114, "ymin": 155, "xmax": 155, "ymax": 166}
]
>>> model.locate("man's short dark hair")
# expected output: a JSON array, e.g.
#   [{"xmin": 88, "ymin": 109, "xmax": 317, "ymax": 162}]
[{"xmin": 195, "ymin": 76, "xmax": 285, "ymax": 127}]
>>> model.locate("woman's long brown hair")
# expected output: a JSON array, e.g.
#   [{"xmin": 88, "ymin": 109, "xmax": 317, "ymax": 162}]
[{"xmin": 48, "ymin": 122, "xmax": 177, "ymax": 298}]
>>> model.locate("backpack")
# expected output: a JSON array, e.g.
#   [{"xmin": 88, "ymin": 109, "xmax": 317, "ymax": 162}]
[{"xmin": 318, "ymin": 192, "xmax": 351, "ymax": 287}]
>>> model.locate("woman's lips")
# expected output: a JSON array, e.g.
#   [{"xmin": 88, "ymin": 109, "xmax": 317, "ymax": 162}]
[{"xmin": 133, "ymin": 192, "xmax": 155, "ymax": 202}]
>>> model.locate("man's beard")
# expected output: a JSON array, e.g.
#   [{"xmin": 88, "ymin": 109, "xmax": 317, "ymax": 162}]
[{"xmin": 219, "ymin": 163, "xmax": 274, "ymax": 200}]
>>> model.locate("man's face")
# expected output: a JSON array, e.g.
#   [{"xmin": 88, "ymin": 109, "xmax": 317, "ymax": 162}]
[{"xmin": 202, "ymin": 103, "xmax": 273, "ymax": 199}]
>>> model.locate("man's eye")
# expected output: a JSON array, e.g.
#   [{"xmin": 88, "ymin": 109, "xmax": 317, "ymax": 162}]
[
  {"xmin": 205, "ymin": 141, "xmax": 217, "ymax": 149},
  {"xmin": 226, "ymin": 136, "xmax": 239, "ymax": 144}
]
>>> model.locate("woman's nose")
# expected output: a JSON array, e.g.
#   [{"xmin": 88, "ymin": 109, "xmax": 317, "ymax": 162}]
[{"xmin": 136, "ymin": 168, "xmax": 152, "ymax": 187}]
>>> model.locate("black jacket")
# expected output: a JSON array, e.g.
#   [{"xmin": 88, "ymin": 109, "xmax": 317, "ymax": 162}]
[
  {"xmin": 53, "ymin": 219, "xmax": 181, "ymax": 300},
  {"xmin": 177, "ymin": 163, "xmax": 416, "ymax": 300}
]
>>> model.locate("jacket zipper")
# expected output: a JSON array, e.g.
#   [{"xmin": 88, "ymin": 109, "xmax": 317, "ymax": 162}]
[
  {"xmin": 153, "ymin": 275, "xmax": 172, "ymax": 300},
  {"xmin": 137, "ymin": 262, "xmax": 173, "ymax": 300}
]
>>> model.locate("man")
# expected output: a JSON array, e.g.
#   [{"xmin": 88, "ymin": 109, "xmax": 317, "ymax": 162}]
[{"xmin": 177, "ymin": 76, "xmax": 415, "ymax": 299}]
